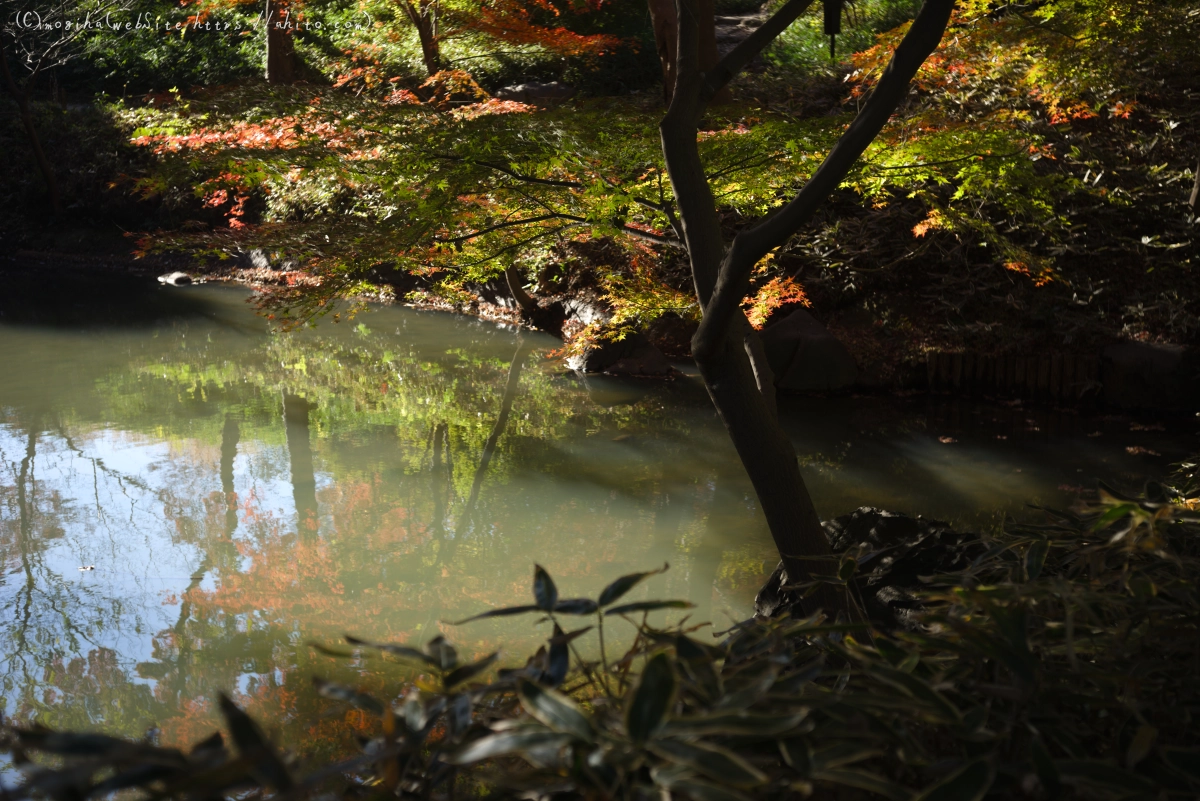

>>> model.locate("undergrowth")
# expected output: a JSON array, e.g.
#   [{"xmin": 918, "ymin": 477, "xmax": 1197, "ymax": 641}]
[{"xmin": 4, "ymin": 481, "xmax": 1199, "ymax": 800}]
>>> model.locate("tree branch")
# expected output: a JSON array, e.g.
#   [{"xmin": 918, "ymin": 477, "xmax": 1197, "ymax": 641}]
[
  {"xmin": 620, "ymin": 224, "xmax": 685, "ymax": 248},
  {"xmin": 432, "ymin": 154, "xmax": 583, "ymax": 188},
  {"xmin": 443, "ymin": 210, "xmax": 682, "ymax": 249},
  {"xmin": 441, "ymin": 213, "xmax": 584, "ymax": 243},
  {"xmin": 693, "ymin": 0, "xmax": 956, "ymax": 362},
  {"xmin": 660, "ymin": 0, "xmax": 726, "ymax": 301},
  {"xmin": 701, "ymin": 0, "xmax": 818, "ymax": 105}
]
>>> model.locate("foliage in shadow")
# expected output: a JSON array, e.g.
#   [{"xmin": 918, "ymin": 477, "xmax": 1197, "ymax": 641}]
[{"xmin": 3, "ymin": 483, "xmax": 1199, "ymax": 800}]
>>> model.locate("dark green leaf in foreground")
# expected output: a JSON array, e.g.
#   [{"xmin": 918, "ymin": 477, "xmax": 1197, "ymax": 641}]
[
  {"xmin": 810, "ymin": 769, "xmax": 911, "ymax": 801},
  {"xmin": 450, "ymin": 604, "xmax": 541, "ymax": 625},
  {"xmin": 626, "ymin": 651, "xmax": 677, "ymax": 743},
  {"xmin": 649, "ymin": 739, "xmax": 768, "ymax": 787},
  {"xmin": 425, "ymin": 636, "xmax": 458, "ymax": 670},
  {"xmin": 553, "ymin": 597, "xmax": 599, "ymax": 615},
  {"xmin": 1030, "ymin": 735, "xmax": 1061, "ymax": 796},
  {"xmin": 598, "ymin": 563, "xmax": 669, "ymax": 607},
  {"xmin": 533, "ymin": 564, "xmax": 558, "ymax": 612},
  {"xmin": 217, "ymin": 693, "xmax": 293, "ymax": 792},
  {"xmin": 444, "ymin": 652, "xmax": 499, "ymax": 690},
  {"xmin": 1161, "ymin": 748, "xmax": 1200, "ymax": 783},
  {"xmin": 312, "ymin": 677, "xmax": 384, "ymax": 714},
  {"xmin": 1025, "ymin": 538, "xmax": 1050, "ymax": 579},
  {"xmin": 871, "ymin": 665, "xmax": 961, "ymax": 724},
  {"xmin": 517, "ymin": 678, "xmax": 594, "ymax": 741},
  {"xmin": 450, "ymin": 728, "xmax": 572, "ymax": 764},
  {"xmin": 652, "ymin": 765, "xmax": 752, "ymax": 801},
  {"xmin": 344, "ymin": 635, "xmax": 437, "ymax": 665},
  {"xmin": 1055, "ymin": 760, "xmax": 1159, "ymax": 793},
  {"xmin": 661, "ymin": 711, "xmax": 808, "ymax": 738},
  {"xmin": 913, "ymin": 758, "xmax": 994, "ymax": 801},
  {"xmin": 545, "ymin": 624, "xmax": 591, "ymax": 687},
  {"xmin": 605, "ymin": 599, "xmax": 694, "ymax": 616},
  {"xmin": 14, "ymin": 730, "xmax": 185, "ymax": 764},
  {"xmin": 1091, "ymin": 501, "xmax": 1138, "ymax": 531},
  {"xmin": 1125, "ymin": 723, "xmax": 1157, "ymax": 769}
]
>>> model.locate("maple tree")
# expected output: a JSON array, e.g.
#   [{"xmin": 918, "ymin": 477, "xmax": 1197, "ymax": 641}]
[
  {"xmin": 401, "ymin": 0, "xmax": 624, "ymax": 78},
  {"xmin": 114, "ymin": 0, "xmax": 1198, "ymax": 614}
]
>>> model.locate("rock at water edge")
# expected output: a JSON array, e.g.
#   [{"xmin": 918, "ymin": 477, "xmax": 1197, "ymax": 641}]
[{"xmin": 157, "ymin": 272, "xmax": 193, "ymax": 286}]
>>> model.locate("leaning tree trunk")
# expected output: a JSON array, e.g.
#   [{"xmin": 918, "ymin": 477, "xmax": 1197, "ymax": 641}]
[
  {"xmin": 400, "ymin": 0, "xmax": 442, "ymax": 77},
  {"xmin": 0, "ymin": 50, "xmax": 63, "ymax": 215},
  {"xmin": 647, "ymin": 0, "xmax": 724, "ymax": 105},
  {"xmin": 265, "ymin": 0, "xmax": 297, "ymax": 84},
  {"xmin": 660, "ymin": 0, "xmax": 956, "ymax": 617}
]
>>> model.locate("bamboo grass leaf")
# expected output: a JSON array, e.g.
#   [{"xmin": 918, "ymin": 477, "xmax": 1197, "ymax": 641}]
[{"xmin": 598, "ymin": 563, "xmax": 669, "ymax": 607}]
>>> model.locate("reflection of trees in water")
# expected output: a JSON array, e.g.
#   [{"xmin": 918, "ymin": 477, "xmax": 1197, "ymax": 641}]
[
  {"xmin": 0, "ymin": 420, "xmax": 180, "ymax": 733},
  {"xmin": 0, "ymin": 323, "xmax": 753, "ymax": 753},
  {"xmin": 282, "ymin": 393, "xmax": 319, "ymax": 537}
]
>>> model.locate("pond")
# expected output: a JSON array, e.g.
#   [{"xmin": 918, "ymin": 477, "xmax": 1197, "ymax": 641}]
[{"xmin": 0, "ymin": 274, "xmax": 1192, "ymax": 757}]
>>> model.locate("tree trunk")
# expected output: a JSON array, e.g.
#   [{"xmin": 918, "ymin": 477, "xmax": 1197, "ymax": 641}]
[
  {"xmin": 696, "ymin": 318, "xmax": 845, "ymax": 613},
  {"xmin": 401, "ymin": 0, "xmax": 442, "ymax": 77},
  {"xmin": 647, "ymin": 0, "xmax": 724, "ymax": 105},
  {"xmin": 461, "ymin": 338, "xmax": 532, "ymax": 523},
  {"xmin": 220, "ymin": 414, "xmax": 240, "ymax": 537},
  {"xmin": 265, "ymin": 0, "xmax": 296, "ymax": 85},
  {"xmin": 658, "ymin": 0, "xmax": 955, "ymax": 617},
  {"xmin": 0, "ymin": 51, "xmax": 63, "ymax": 215},
  {"xmin": 282, "ymin": 391, "xmax": 318, "ymax": 536}
]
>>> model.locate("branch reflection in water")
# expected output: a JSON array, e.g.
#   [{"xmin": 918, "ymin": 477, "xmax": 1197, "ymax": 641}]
[{"xmin": 0, "ymin": 284, "xmax": 1189, "ymax": 761}]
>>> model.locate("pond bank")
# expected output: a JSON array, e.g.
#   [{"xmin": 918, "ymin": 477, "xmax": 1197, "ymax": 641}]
[{"xmin": 5, "ymin": 247, "xmax": 1199, "ymax": 415}]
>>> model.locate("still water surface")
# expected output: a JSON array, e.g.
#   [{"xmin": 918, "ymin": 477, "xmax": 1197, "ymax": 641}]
[{"xmin": 0, "ymin": 280, "xmax": 1191, "ymax": 753}]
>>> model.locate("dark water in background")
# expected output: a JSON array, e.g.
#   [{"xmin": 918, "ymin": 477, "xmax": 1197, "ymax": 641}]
[{"xmin": 0, "ymin": 277, "xmax": 1192, "ymax": 753}]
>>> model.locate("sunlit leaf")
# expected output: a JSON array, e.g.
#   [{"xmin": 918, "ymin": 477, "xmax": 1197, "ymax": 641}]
[
  {"xmin": 450, "ymin": 728, "xmax": 571, "ymax": 764},
  {"xmin": 312, "ymin": 677, "xmax": 384, "ymax": 715},
  {"xmin": 517, "ymin": 679, "xmax": 594, "ymax": 741},
  {"xmin": 649, "ymin": 739, "xmax": 767, "ymax": 787}
]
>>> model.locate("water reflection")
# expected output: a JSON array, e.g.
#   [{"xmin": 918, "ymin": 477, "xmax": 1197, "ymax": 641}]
[{"xmin": 0, "ymin": 282, "xmax": 1193, "ymax": 760}]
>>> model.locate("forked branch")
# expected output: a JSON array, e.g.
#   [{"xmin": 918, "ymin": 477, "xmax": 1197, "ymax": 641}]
[{"xmin": 693, "ymin": 0, "xmax": 956, "ymax": 361}]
